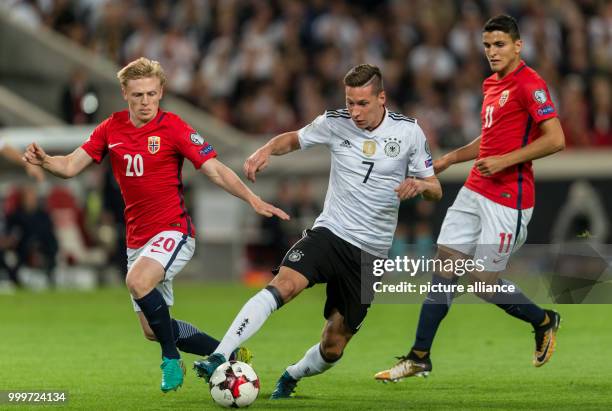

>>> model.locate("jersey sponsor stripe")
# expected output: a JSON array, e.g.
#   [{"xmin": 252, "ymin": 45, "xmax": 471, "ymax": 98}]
[
  {"xmin": 514, "ymin": 209, "xmax": 522, "ymax": 246},
  {"xmin": 164, "ymin": 234, "xmax": 188, "ymax": 276},
  {"xmin": 176, "ymin": 158, "xmax": 193, "ymax": 236},
  {"xmin": 516, "ymin": 116, "xmax": 532, "ymax": 210}
]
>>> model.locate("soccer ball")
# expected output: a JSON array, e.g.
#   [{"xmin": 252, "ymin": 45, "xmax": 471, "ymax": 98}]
[{"xmin": 209, "ymin": 361, "xmax": 260, "ymax": 408}]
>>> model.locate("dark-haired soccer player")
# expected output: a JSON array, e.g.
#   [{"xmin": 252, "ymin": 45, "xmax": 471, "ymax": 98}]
[
  {"xmin": 193, "ymin": 63, "xmax": 442, "ymax": 398},
  {"xmin": 23, "ymin": 57, "xmax": 288, "ymax": 393},
  {"xmin": 375, "ymin": 15, "xmax": 566, "ymax": 382}
]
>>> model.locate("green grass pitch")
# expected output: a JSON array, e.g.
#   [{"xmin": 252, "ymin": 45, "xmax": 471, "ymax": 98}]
[{"xmin": 1, "ymin": 284, "xmax": 611, "ymax": 410}]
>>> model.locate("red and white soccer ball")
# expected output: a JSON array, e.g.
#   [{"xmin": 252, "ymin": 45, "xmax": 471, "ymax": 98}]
[{"xmin": 209, "ymin": 361, "xmax": 260, "ymax": 408}]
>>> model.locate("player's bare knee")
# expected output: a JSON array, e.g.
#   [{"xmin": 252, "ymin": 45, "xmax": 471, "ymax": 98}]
[
  {"xmin": 320, "ymin": 338, "xmax": 344, "ymax": 362},
  {"xmin": 269, "ymin": 268, "xmax": 307, "ymax": 303},
  {"xmin": 320, "ymin": 318, "xmax": 351, "ymax": 361},
  {"xmin": 435, "ymin": 248, "xmax": 469, "ymax": 279},
  {"xmin": 143, "ymin": 329, "xmax": 157, "ymax": 341},
  {"xmin": 320, "ymin": 326, "xmax": 350, "ymax": 360},
  {"xmin": 125, "ymin": 274, "xmax": 149, "ymax": 298},
  {"xmin": 267, "ymin": 278, "xmax": 295, "ymax": 302}
]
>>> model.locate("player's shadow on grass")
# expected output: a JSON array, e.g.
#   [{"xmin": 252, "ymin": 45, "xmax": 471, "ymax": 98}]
[{"xmin": 258, "ymin": 391, "xmax": 317, "ymax": 408}]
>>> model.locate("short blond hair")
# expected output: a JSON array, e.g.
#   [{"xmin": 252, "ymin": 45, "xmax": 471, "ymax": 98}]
[{"xmin": 117, "ymin": 57, "xmax": 166, "ymax": 88}]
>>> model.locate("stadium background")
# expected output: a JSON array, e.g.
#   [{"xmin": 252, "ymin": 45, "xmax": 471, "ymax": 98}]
[{"xmin": 0, "ymin": 1, "xmax": 611, "ymax": 409}]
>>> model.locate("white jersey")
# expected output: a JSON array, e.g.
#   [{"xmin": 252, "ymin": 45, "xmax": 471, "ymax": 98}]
[{"xmin": 298, "ymin": 108, "xmax": 434, "ymax": 257}]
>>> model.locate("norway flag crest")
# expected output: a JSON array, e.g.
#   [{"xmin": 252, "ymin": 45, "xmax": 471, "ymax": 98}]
[{"xmin": 148, "ymin": 136, "xmax": 160, "ymax": 154}]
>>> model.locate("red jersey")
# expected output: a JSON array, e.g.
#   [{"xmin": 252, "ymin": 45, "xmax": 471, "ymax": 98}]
[
  {"xmin": 465, "ymin": 61, "xmax": 557, "ymax": 209},
  {"xmin": 81, "ymin": 110, "xmax": 217, "ymax": 248}
]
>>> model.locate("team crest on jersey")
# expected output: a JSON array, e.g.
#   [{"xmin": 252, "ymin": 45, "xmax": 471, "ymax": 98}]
[
  {"xmin": 533, "ymin": 89, "xmax": 547, "ymax": 104},
  {"xmin": 288, "ymin": 249, "xmax": 304, "ymax": 262},
  {"xmin": 363, "ymin": 140, "xmax": 376, "ymax": 157},
  {"xmin": 190, "ymin": 132, "xmax": 204, "ymax": 145},
  {"xmin": 147, "ymin": 136, "xmax": 160, "ymax": 154},
  {"xmin": 499, "ymin": 90, "xmax": 510, "ymax": 107},
  {"xmin": 383, "ymin": 137, "xmax": 401, "ymax": 158}
]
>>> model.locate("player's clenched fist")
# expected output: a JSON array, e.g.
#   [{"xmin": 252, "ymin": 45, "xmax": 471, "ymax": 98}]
[
  {"xmin": 394, "ymin": 177, "xmax": 426, "ymax": 200},
  {"xmin": 23, "ymin": 142, "xmax": 47, "ymax": 166},
  {"xmin": 433, "ymin": 156, "xmax": 452, "ymax": 175},
  {"xmin": 244, "ymin": 147, "xmax": 272, "ymax": 183},
  {"xmin": 475, "ymin": 155, "xmax": 508, "ymax": 176}
]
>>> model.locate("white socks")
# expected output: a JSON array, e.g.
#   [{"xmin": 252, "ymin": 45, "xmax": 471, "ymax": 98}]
[
  {"xmin": 215, "ymin": 288, "xmax": 279, "ymax": 359},
  {"xmin": 286, "ymin": 343, "xmax": 337, "ymax": 380}
]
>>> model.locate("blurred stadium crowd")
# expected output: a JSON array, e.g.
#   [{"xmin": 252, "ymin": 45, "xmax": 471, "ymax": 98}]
[
  {"xmin": 4, "ymin": 0, "xmax": 611, "ymax": 148},
  {"xmin": 1, "ymin": 0, "xmax": 610, "ymax": 289}
]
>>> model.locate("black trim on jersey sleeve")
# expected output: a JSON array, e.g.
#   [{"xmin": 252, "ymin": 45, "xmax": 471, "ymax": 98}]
[
  {"xmin": 388, "ymin": 111, "xmax": 415, "ymax": 123},
  {"xmin": 513, "ymin": 64, "xmax": 527, "ymax": 76},
  {"xmin": 326, "ymin": 108, "xmax": 351, "ymax": 119}
]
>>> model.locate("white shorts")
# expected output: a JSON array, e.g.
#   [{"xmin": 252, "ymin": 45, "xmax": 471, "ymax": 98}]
[
  {"xmin": 437, "ymin": 187, "xmax": 533, "ymax": 272},
  {"xmin": 127, "ymin": 230, "xmax": 196, "ymax": 311}
]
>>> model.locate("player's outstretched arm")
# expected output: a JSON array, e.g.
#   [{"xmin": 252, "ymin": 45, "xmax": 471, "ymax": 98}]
[
  {"xmin": 395, "ymin": 175, "xmax": 442, "ymax": 201},
  {"xmin": 201, "ymin": 158, "xmax": 290, "ymax": 220},
  {"xmin": 23, "ymin": 143, "xmax": 93, "ymax": 179},
  {"xmin": 475, "ymin": 118, "xmax": 565, "ymax": 176},
  {"xmin": 434, "ymin": 135, "xmax": 481, "ymax": 174},
  {"xmin": 1, "ymin": 143, "xmax": 45, "ymax": 182},
  {"xmin": 243, "ymin": 131, "xmax": 300, "ymax": 182}
]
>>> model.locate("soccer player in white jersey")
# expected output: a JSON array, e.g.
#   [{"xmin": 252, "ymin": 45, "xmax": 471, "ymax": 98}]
[
  {"xmin": 193, "ymin": 64, "xmax": 442, "ymax": 398},
  {"xmin": 0, "ymin": 138, "xmax": 45, "ymax": 182}
]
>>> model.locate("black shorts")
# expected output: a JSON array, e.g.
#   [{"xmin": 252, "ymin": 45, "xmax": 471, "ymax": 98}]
[{"xmin": 274, "ymin": 226, "xmax": 377, "ymax": 334}]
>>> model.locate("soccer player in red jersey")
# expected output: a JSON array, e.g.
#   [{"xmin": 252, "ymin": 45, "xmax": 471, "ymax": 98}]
[
  {"xmin": 23, "ymin": 58, "xmax": 289, "ymax": 392},
  {"xmin": 375, "ymin": 15, "xmax": 566, "ymax": 382}
]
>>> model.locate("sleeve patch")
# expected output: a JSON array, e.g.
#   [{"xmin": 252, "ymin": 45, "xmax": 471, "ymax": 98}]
[
  {"xmin": 533, "ymin": 89, "xmax": 547, "ymax": 104},
  {"xmin": 190, "ymin": 132, "xmax": 204, "ymax": 145},
  {"xmin": 199, "ymin": 144, "xmax": 214, "ymax": 156},
  {"xmin": 537, "ymin": 105, "xmax": 555, "ymax": 116}
]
